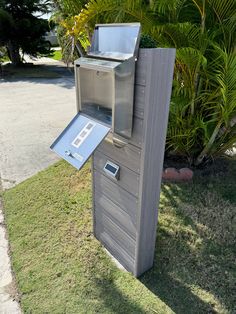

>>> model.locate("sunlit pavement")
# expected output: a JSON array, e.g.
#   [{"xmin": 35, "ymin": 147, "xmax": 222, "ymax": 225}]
[{"xmin": 0, "ymin": 59, "xmax": 76, "ymax": 189}]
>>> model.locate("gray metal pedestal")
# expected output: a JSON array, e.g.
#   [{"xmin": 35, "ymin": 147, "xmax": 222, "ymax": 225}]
[{"xmin": 91, "ymin": 48, "xmax": 175, "ymax": 277}]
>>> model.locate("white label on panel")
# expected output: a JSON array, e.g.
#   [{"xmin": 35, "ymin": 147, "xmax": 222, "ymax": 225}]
[
  {"xmin": 71, "ymin": 121, "xmax": 96, "ymax": 148},
  {"xmin": 73, "ymin": 153, "xmax": 84, "ymax": 162}
]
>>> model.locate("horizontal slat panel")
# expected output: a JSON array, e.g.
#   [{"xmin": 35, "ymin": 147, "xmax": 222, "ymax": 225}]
[
  {"xmin": 95, "ymin": 227, "xmax": 135, "ymax": 272},
  {"xmin": 94, "ymin": 192, "xmax": 136, "ymax": 239},
  {"xmin": 93, "ymin": 151, "xmax": 140, "ymax": 197},
  {"xmin": 97, "ymin": 141, "xmax": 141, "ymax": 173},
  {"xmin": 134, "ymin": 85, "xmax": 145, "ymax": 119},
  {"xmin": 93, "ymin": 171, "xmax": 138, "ymax": 218},
  {"xmin": 95, "ymin": 213, "xmax": 136, "ymax": 257},
  {"xmin": 135, "ymin": 50, "xmax": 148, "ymax": 86}
]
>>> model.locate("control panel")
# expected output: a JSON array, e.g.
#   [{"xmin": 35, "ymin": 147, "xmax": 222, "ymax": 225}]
[
  {"xmin": 103, "ymin": 161, "xmax": 120, "ymax": 180},
  {"xmin": 50, "ymin": 113, "xmax": 110, "ymax": 171}
]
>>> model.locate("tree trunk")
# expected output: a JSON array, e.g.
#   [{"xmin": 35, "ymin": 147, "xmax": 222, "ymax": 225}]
[{"xmin": 7, "ymin": 40, "xmax": 21, "ymax": 65}]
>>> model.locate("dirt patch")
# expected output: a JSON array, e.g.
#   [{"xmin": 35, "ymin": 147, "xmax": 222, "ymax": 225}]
[{"xmin": 164, "ymin": 156, "xmax": 230, "ymax": 178}]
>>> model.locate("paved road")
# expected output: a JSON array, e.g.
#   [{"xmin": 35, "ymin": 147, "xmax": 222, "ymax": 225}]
[{"xmin": 0, "ymin": 62, "xmax": 76, "ymax": 189}]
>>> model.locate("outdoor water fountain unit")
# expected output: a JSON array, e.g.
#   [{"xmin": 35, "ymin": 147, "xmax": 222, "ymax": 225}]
[{"xmin": 51, "ymin": 23, "xmax": 176, "ymax": 277}]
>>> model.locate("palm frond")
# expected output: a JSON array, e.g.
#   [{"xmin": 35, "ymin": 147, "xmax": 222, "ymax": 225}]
[
  {"xmin": 56, "ymin": 0, "xmax": 236, "ymax": 165},
  {"xmin": 207, "ymin": 0, "xmax": 236, "ymax": 22}
]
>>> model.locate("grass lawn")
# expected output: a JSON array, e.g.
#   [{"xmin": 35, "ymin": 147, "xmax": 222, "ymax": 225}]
[
  {"xmin": 49, "ymin": 49, "xmax": 62, "ymax": 61},
  {"xmin": 2, "ymin": 160, "xmax": 236, "ymax": 313}
]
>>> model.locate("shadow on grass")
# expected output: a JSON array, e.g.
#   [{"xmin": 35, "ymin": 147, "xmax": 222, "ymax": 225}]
[
  {"xmin": 92, "ymin": 278, "xmax": 146, "ymax": 314},
  {"xmin": 140, "ymin": 224, "xmax": 216, "ymax": 314},
  {"xmin": 141, "ymin": 270, "xmax": 214, "ymax": 314},
  {"xmin": 140, "ymin": 171, "xmax": 236, "ymax": 313}
]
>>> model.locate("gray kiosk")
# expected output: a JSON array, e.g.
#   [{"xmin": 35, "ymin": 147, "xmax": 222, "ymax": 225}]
[{"xmin": 51, "ymin": 23, "xmax": 175, "ymax": 277}]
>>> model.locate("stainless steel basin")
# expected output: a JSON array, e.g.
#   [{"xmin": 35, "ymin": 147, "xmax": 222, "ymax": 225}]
[{"xmin": 75, "ymin": 23, "xmax": 141, "ymax": 139}]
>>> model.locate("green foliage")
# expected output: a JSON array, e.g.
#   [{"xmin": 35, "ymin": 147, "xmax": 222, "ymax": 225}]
[
  {"xmin": 49, "ymin": 49, "xmax": 62, "ymax": 60},
  {"xmin": 54, "ymin": 0, "xmax": 236, "ymax": 166},
  {"xmin": 0, "ymin": 8, "xmax": 13, "ymax": 44},
  {"xmin": 139, "ymin": 34, "xmax": 157, "ymax": 48},
  {"xmin": 0, "ymin": 46, "xmax": 9, "ymax": 62},
  {"xmin": 0, "ymin": 0, "xmax": 52, "ymax": 64}
]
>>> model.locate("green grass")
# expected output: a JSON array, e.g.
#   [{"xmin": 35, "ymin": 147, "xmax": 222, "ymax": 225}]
[
  {"xmin": 49, "ymin": 49, "xmax": 62, "ymax": 61},
  {"xmin": 2, "ymin": 160, "xmax": 236, "ymax": 313}
]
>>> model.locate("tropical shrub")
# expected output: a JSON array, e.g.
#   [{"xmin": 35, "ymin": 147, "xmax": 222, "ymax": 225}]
[{"xmin": 53, "ymin": 0, "xmax": 236, "ymax": 166}]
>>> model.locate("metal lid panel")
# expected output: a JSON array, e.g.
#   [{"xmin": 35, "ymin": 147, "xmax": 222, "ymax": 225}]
[
  {"xmin": 89, "ymin": 23, "xmax": 141, "ymax": 60},
  {"xmin": 50, "ymin": 113, "xmax": 110, "ymax": 170}
]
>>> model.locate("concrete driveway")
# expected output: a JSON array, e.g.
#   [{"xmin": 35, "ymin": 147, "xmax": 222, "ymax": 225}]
[
  {"xmin": 0, "ymin": 63, "xmax": 76, "ymax": 189},
  {"xmin": 0, "ymin": 61, "xmax": 76, "ymax": 312}
]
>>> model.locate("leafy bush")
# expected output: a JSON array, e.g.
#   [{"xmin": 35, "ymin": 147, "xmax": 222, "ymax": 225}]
[
  {"xmin": 54, "ymin": 0, "xmax": 236, "ymax": 166},
  {"xmin": 139, "ymin": 34, "xmax": 157, "ymax": 48}
]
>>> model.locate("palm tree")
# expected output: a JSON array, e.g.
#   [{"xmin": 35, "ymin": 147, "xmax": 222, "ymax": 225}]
[{"xmin": 54, "ymin": 0, "xmax": 236, "ymax": 166}]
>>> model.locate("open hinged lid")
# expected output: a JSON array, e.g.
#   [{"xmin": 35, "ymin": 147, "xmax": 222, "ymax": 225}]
[
  {"xmin": 50, "ymin": 113, "xmax": 110, "ymax": 170},
  {"xmin": 87, "ymin": 23, "xmax": 141, "ymax": 61}
]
